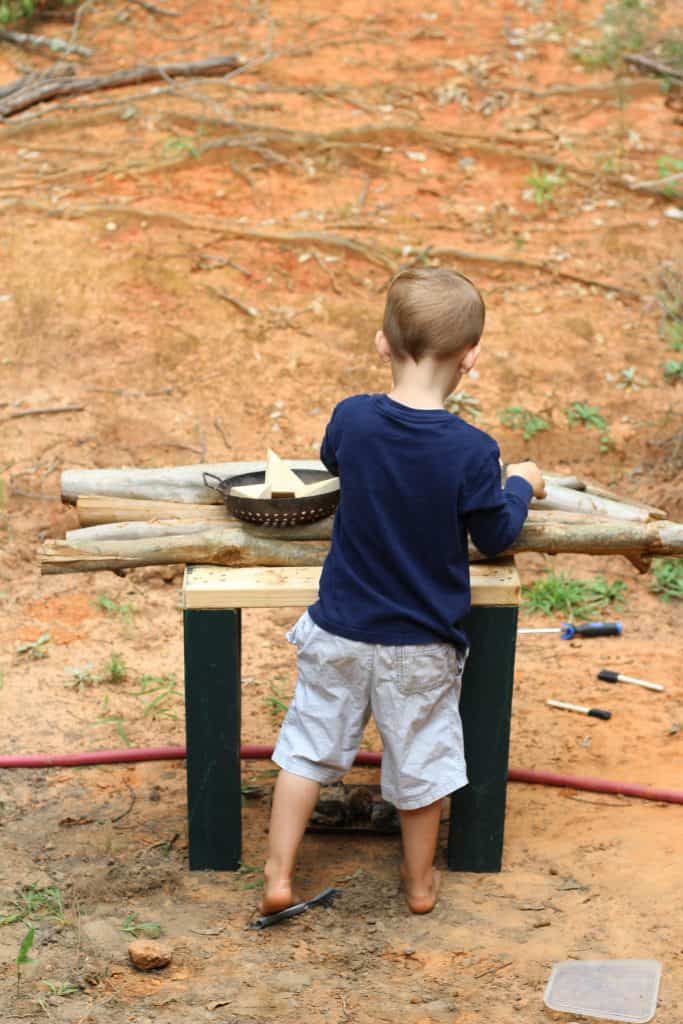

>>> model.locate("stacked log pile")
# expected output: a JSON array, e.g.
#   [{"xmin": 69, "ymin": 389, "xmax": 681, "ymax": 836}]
[{"xmin": 39, "ymin": 461, "xmax": 683, "ymax": 575}]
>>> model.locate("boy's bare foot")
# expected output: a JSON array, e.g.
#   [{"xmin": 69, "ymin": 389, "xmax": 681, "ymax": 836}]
[
  {"xmin": 260, "ymin": 863, "xmax": 295, "ymax": 915},
  {"xmin": 400, "ymin": 863, "xmax": 441, "ymax": 914}
]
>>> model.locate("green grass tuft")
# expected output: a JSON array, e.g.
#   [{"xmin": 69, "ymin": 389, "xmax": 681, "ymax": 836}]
[
  {"xmin": 523, "ymin": 571, "xmax": 626, "ymax": 621},
  {"xmin": 650, "ymin": 558, "xmax": 683, "ymax": 601}
]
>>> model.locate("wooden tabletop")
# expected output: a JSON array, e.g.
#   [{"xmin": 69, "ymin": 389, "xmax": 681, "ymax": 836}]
[{"xmin": 183, "ymin": 560, "xmax": 520, "ymax": 609}]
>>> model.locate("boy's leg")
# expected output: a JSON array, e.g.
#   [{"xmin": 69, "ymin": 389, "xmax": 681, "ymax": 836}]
[
  {"xmin": 399, "ymin": 799, "xmax": 442, "ymax": 914},
  {"xmin": 262, "ymin": 769, "xmax": 321, "ymax": 914}
]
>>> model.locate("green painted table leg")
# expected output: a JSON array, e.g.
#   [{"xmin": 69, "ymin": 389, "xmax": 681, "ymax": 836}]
[
  {"xmin": 447, "ymin": 604, "xmax": 518, "ymax": 872},
  {"xmin": 183, "ymin": 608, "xmax": 242, "ymax": 870}
]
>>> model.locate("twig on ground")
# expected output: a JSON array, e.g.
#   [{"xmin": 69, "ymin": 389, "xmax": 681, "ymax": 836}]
[
  {"xmin": 196, "ymin": 420, "xmax": 207, "ymax": 462},
  {"xmin": 206, "ymin": 284, "xmax": 259, "ymax": 318},
  {"xmin": 7, "ymin": 404, "xmax": 85, "ymax": 419},
  {"xmin": 630, "ymin": 171, "xmax": 683, "ymax": 193},
  {"xmin": 130, "ymin": 0, "xmax": 179, "ymax": 15},
  {"xmin": 624, "ymin": 54, "xmax": 683, "ymax": 82},
  {"xmin": 0, "ymin": 28, "xmax": 92, "ymax": 58},
  {"xmin": 214, "ymin": 418, "xmax": 231, "ymax": 451},
  {"xmin": 475, "ymin": 960, "xmax": 514, "ymax": 980},
  {"xmin": 111, "ymin": 783, "xmax": 136, "ymax": 824},
  {"xmin": 0, "ymin": 55, "xmax": 244, "ymax": 118}
]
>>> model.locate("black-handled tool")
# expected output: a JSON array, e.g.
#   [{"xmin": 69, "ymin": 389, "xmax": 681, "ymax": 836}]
[
  {"xmin": 598, "ymin": 669, "xmax": 665, "ymax": 693},
  {"xmin": 248, "ymin": 886, "xmax": 342, "ymax": 930},
  {"xmin": 519, "ymin": 621, "xmax": 622, "ymax": 639},
  {"xmin": 547, "ymin": 699, "xmax": 612, "ymax": 720}
]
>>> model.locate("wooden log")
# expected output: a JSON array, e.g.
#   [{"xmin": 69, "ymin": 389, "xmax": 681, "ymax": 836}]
[
  {"xmin": 61, "ymin": 460, "xmax": 325, "ymax": 505},
  {"xmin": 41, "ymin": 526, "xmax": 330, "ymax": 574},
  {"xmin": 0, "ymin": 55, "xmax": 245, "ymax": 118},
  {"xmin": 40, "ymin": 518, "xmax": 683, "ymax": 574},
  {"xmin": 66, "ymin": 509, "xmax": 617, "ymax": 545},
  {"xmin": 65, "ymin": 463, "xmax": 664, "ymax": 524},
  {"xmin": 536, "ymin": 484, "xmax": 657, "ymax": 522},
  {"xmin": 66, "ymin": 521, "xmax": 222, "ymax": 543},
  {"xmin": 75, "ymin": 495, "xmax": 230, "ymax": 526}
]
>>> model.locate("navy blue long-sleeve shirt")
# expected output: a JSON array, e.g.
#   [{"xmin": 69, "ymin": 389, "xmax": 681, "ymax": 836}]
[{"xmin": 307, "ymin": 393, "xmax": 532, "ymax": 649}]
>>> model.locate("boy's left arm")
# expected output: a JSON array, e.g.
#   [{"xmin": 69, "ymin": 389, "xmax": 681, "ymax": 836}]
[{"xmin": 320, "ymin": 405, "xmax": 341, "ymax": 476}]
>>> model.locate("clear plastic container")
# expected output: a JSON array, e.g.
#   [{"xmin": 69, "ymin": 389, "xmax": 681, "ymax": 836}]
[{"xmin": 544, "ymin": 959, "xmax": 662, "ymax": 1023}]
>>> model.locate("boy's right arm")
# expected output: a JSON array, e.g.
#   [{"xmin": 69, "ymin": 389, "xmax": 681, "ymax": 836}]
[
  {"xmin": 506, "ymin": 460, "xmax": 546, "ymax": 499},
  {"xmin": 463, "ymin": 449, "xmax": 543, "ymax": 557}
]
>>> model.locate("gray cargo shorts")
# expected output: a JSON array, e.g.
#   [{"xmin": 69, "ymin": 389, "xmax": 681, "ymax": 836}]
[{"xmin": 272, "ymin": 611, "xmax": 468, "ymax": 811}]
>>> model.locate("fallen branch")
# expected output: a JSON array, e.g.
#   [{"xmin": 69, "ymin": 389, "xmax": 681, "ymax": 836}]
[
  {"xmin": 624, "ymin": 54, "xmax": 683, "ymax": 83},
  {"xmin": 431, "ymin": 247, "xmax": 642, "ymax": 300},
  {"xmin": 130, "ymin": 0, "xmax": 179, "ymax": 15},
  {"xmin": 40, "ymin": 517, "xmax": 683, "ymax": 574},
  {"xmin": 0, "ymin": 27, "xmax": 92, "ymax": 57},
  {"xmin": 8, "ymin": 403, "xmax": 84, "ymax": 420},
  {"xmin": 0, "ymin": 54, "xmax": 244, "ymax": 118},
  {"xmin": 0, "ymin": 198, "xmax": 640, "ymax": 292},
  {"xmin": 206, "ymin": 284, "xmax": 258, "ymax": 318}
]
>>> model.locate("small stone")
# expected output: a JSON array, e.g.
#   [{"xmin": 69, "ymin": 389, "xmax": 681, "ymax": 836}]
[{"xmin": 128, "ymin": 939, "xmax": 172, "ymax": 971}]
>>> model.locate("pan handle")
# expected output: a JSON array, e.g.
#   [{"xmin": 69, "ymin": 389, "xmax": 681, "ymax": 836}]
[{"xmin": 202, "ymin": 471, "xmax": 226, "ymax": 493}]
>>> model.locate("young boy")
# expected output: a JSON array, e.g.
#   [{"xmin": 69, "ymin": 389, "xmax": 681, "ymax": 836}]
[{"xmin": 261, "ymin": 267, "xmax": 545, "ymax": 916}]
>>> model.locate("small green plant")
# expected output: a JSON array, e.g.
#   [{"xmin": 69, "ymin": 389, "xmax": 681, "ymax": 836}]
[
  {"xmin": 573, "ymin": 0, "xmax": 655, "ymax": 70},
  {"xmin": 445, "ymin": 390, "xmax": 482, "ymax": 419},
  {"xmin": 163, "ymin": 136, "xmax": 200, "ymax": 160},
  {"xmin": 499, "ymin": 406, "xmax": 550, "ymax": 440},
  {"xmin": 525, "ymin": 165, "xmax": 564, "ymax": 206},
  {"xmin": 95, "ymin": 594, "xmax": 135, "ymax": 624},
  {"xmin": 661, "ymin": 320, "xmax": 683, "ymax": 351},
  {"xmin": 566, "ymin": 401, "xmax": 606, "ymax": 430},
  {"xmin": 16, "ymin": 927, "xmax": 34, "ymax": 992},
  {"xmin": 16, "ymin": 633, "xmax": 50, "ymax": 659},
  {"xmin": 566, "ymin": 401, "xmax": 612, "ymax": 453},
  {"xmin": 264, "ymin": 683, "xmax": 289, "ymax": 720},
  {"xmin": 64, "ymin": 664, "xmax": 96, "ymax": 693},
  {"xmin": 523, "ymin": 571, "xmax": 626, "ymax": 621},
  {"xmin": 2, "ymin": 884, "xmax": 65, "ymax": 927},
  {"xmin": 121, "ymin": 912, "xmax": 162, "ymax": 938},
  {"xmin": 663, "ymin": 359, "xmax": 683, "ymax": 383},
  {"xmin": 657, "ymin": 267, "xmax": 683, "ymax": 350},
  {"xmin": 656, "ymin": 155, "xmax": 683, "ymax": 198},
  {"xmin": 37, "ymin": 978, "xmax": 79, "ymax": 1012},
  {"xmin": 97, "ymin": 696, "xmax": 132, "ymax": 747},
  {"xmin": 616, "ymin": 366, "xmax": 646, "ymax": 390},
  {"xmin": 650, "ymin": 558, "xmax": 683, "ymax": 601},
  {"xmin": 100, "ymin": 652, "xmax": 127, "ymax": 684},
  {"xmin": 135, "ymin": 673, "xmax": 182, "ymax": 719},
  {"xmin": 238, "ymin": 864, "xmax": 264, "ymax": 891}
]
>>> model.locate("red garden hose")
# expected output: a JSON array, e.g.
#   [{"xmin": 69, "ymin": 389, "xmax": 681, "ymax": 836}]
[{"xmin": 0, "ymin": 744, "xmax": 681, "ymax": 804}]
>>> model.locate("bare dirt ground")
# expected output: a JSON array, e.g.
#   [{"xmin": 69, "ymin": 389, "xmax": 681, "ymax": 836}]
[{"xmin": 1, "ymin": 1, "xmax": 682, "ymax": 1021}]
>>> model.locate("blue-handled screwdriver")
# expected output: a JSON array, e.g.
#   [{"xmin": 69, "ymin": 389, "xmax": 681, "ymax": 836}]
[{"xmin": 519, "ymin": 621, "xmax": 622, "ymax": 639}]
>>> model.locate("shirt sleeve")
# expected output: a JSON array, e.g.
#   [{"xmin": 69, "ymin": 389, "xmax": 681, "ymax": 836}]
[
  {"xmin": 463, "ymin": 447, "xmax": 533, "ymax": 557},
  {"xmin": 319, "ymin": 403, "xmax": 342, "ymax": 476}
]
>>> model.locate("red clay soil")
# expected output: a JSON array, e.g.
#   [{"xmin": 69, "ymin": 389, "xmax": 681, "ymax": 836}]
[{"xmin": 1, "ymin": 1, "xmax": 682, "ymax": 1022}]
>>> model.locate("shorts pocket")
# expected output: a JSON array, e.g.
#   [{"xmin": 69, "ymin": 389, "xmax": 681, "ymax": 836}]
[
  {"xmin": 285, "ymin": 611, "xmax": 316, "ymax": 651},
  {"xmin": 397, "ymin": 644, "xmax": 458, "ymax": 695}
]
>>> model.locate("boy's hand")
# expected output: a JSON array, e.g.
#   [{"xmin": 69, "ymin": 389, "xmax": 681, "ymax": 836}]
[{"xmin": 506, "ymin": 460, "xmax": 546, "ymax": 499}]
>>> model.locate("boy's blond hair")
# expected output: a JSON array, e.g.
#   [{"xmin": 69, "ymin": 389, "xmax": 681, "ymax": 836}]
[{"xmin": 382, "ymin": 267, "xmax": 485, "ymax": 363}]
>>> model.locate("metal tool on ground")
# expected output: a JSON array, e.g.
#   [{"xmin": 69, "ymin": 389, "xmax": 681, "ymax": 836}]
[
  {"xmin": 248, "ymin": 886, "xmax": 342, "ymax": 930},
  {"xmin": 519, "ymin": 621, "xmax": 622, "ymax": 639},
  {"xmin": 547, "ymin": 699, "xmax": 612, "ymax": 720},
  {"xmin": 598, "ymin": 669, "xmax": 665, "ymax": 693}
]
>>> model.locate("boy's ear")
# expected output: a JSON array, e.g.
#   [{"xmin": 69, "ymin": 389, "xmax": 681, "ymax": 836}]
[
  {"xmin": 375, "ymin": 330, "xmax": 392, "ymax": 361},
  {"xmin": 461, "ymin": 342, "xmax": 481, "ymax": 374}
]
